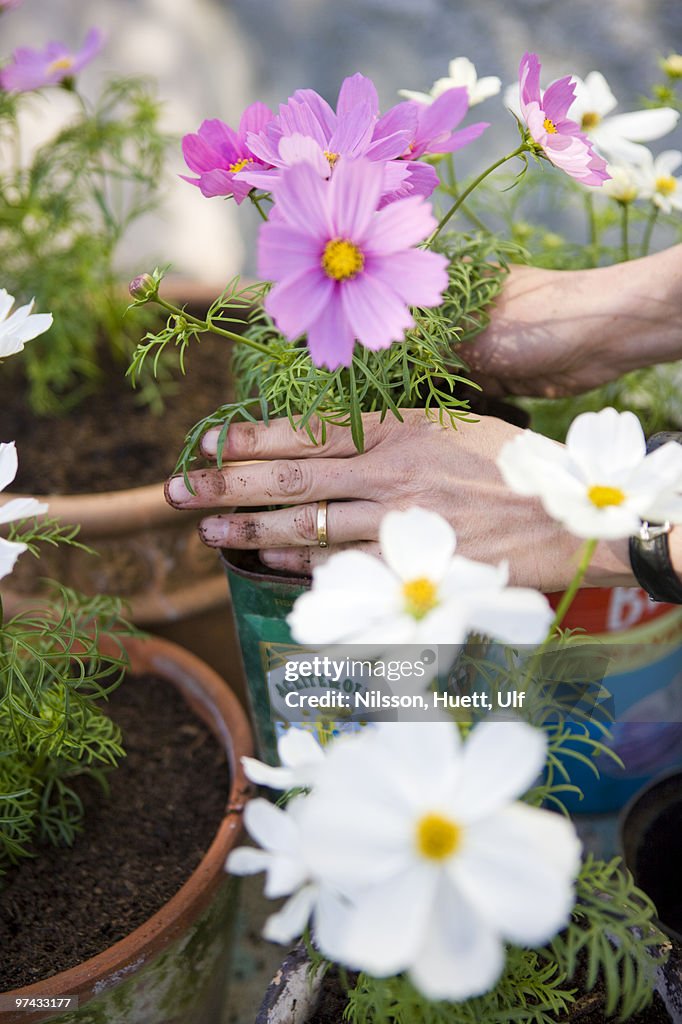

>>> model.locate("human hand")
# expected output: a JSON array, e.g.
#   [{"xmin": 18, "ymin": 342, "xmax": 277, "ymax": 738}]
[
  {"xmin": 164, "ymin": 409, "xmax": 634, "ymax": 592},
  {"xmin": 467, "ymin": 246, "xmax": 682, "ymax": 398}
]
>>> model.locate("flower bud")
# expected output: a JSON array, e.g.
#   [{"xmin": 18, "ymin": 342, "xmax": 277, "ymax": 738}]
[
  {"xmin": 129, "ymin": 273, "xmax": 158, "ymax": 302},
  {"xmin": 661, "ymin": 54, "xmax": 682, "ymax": 79}
]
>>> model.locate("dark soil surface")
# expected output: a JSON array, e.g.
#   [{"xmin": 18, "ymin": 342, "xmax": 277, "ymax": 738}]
[
  {"xmin": 0, "ymin": 331, "xmax": 235, "ymax": 496},
  {"xmin": 0, "ymin": 673, "xmax": 230, "ymax": 992}
]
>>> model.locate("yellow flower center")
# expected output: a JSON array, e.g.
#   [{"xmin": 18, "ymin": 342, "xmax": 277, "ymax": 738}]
[
  {"xmin": 229, "ymin": 157, "xmax": 252, "ymax": 174},
  {"xmin": 416, "ymin": 813, "xmax": 462, "ymax": 860},
  {"xmin": 581, "ymin": 111, "xmax": 601, "ymax": 130},
  {"xmin": 47, "ymin": 56, "xmax": 75, "ymax": 75},
  {"xmin": 543, "ymin": 117, "xmax": 558, "ymax": 134},
  {"xmin": 402, "ymin": 576, "xmax": 439, "ymax": 619},
  {"xmin": 587, "ymin": 484, "xmax": 626, "ymax": 509},
  {"xmin": 323, "ymin": 150, "xmax": 340, "ymax": 169},
  {"xmin": 656, "ymin": 175, "xmax": 677, "ymax": 196},
  {"xmin": 321, "ymin": 238, "xmax": 364, "ymax": 281}
]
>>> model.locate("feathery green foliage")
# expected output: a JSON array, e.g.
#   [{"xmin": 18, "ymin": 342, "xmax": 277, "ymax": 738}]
[
  {"xmin": 127, "ymin": 234, "xmax": 522, "ymax": 481},
  {"xmin": 0, "ymin": 584, "xmax": 135, "ymax": 871},
  {"xmin": 0, "ymin": 76, "xmax": 169, "ymax": 414}
]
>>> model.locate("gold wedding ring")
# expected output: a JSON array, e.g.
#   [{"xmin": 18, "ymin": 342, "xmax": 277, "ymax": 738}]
[{"xmin": 316, "ymin": 500, "xmax": 329, "ymax": 548}]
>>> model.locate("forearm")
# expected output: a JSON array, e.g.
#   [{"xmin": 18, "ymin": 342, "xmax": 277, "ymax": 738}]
[{"xmin": 466, "ymin": 244, "xmax": 682, "ymax": 397}]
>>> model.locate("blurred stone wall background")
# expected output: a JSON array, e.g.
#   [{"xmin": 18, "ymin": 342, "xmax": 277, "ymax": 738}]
[{"xmin": 4, "ymin": 0, "xmax": 681, "ymax": 280}]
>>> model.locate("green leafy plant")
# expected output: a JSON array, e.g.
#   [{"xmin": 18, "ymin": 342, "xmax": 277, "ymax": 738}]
[
  {"xmin": 0, "ymin": 560, "xmax": 134, "ymax": 870},
  {"xmin": 128, "ymin": 234, "xmax": 521, "ymax": 480},
  {"xmin": 0, "ymin": 67, "xmax": 169, "ymax": 414}
]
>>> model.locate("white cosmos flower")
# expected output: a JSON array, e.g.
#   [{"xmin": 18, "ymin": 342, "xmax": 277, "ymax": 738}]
[
  {"xmin": 399, "ymin": 57, "xmax": 501, "ymax": 107},
  {"xmin": 299, "ymin": 720, "xmax": 581, "ymax": 1001},
  {"xmin": 241, "ymin": 727, "xmax": 326, "ymax": 791},
  {"xmin": 601, "ymin": 163, "xmax": 641, "ymax": 204},
  {"xmin": 0, "ymin": 442, "xmax": 49, "ymax": 580},
  {"xmin": 287, "ymin": 508, "xmax": 552, "ymax": 648},
  {"xmin": 565, "ymin": 71, "xmax": 679, "ymax": 162},
  {"xmin": 226, "ymin": 796, "xmax": 349, "ymax": 947},
  {"xmin": 631, "ymin": 150, "xmax": 682, "ymax": 214},
  {"xmin": 0, "ymin": 289, "xmax": 53, "ymax": 359},
  {"xmin": 498, "ymin": 408, "xmax": 682, "ymax": 540}
]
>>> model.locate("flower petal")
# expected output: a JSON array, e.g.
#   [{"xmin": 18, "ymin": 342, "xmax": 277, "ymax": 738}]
[
  {"xmin": 329, "ymin": 157, "xmax": 383, "ymax": 239},
  {"xmin": 364, "ymin": 195, "xmax": 436, "ymax": 255},
  {"xmin": 265, "ymin": 269, "xmax": 334, "ymax": 340},
  {"xmin": 287, "ymin": 551, "xmax": 400, "ymax": 644},
  {"xmin": 330, "ymin": 862, "xmax": 437, "ymax": 976},
  {"xmin": 257, "ymin": 223, "xmax": 321, "ymax": 281},
  {"xmin": 337, "ymin": 73, "xmax": 379, "ymax": 119},
  {"xmin": 0, "ymin": 537, "xmax": 27, "ymax": 581},
  {"xmin": 0, "ymin": 441, "xmax": 19, "ymax": 493},
  {"xmin": 409, "ymin": 880, "xmax": 505, "ymax": 1001},
  {"xmin": 0, "ymin": 497, "xmax": 49, "ymax": 525},
  {"xmin": 449, "ymin": 721, "xmax": 547, "ymax": 821},
  {"xmin": 380, "ymin": 507, "xmax": 456, "ymax": 583},
  {"xmin": 263, "ymin": 884, "xmax": 318, "ymax": 944},
  {"xmin": 341, "ymin": 272, "xmax": 414, "ymax": 351},
  {"xmin": 542, "ymin": 76, "xmax": 576, "ymax": 122},
  {"xmin": 274, "ymin": 161, "xmax": 333, "ymax": 238},
  {"xmin": 452, "ymin": 803, "xmax": 581, "ymax": 945},
  {"xmin": 226, "ymin": 846, "xmax": 272, "ymax": 876},
  {"xmin": 305, "ymin": 292, "xmax": 357, "ymax": 370}
]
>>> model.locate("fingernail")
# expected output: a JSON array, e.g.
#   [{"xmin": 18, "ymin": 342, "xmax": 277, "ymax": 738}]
[
  {"xmin": 201, "ymin": 428, "xmax": 220, "ymax": 457},
  {"xmin": 260, "ymin": 550, "xmax": 286, "ymax": 569},
  {"xmin": 166, "ymin": 475, "xmax": 191, "ymax": 505},
  {"xmin": 199, "ymin": 518, "xmax": 227, "ymax": 545}
]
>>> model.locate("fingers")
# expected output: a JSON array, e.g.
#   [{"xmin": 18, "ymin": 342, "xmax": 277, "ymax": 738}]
[
  {"xmin": 259, "ymin": 541, "xmax": 381, "ymax": 576},
  {"xmin": 198, "ymin": 500, "xmax": 383, "ymax": 549},
  {"xmin": 200, "ymin": 414, "xmax": 388, "ymax": 462},
  {"xmin": 166, "ymin": 455, "xmax": 371, "ymax": 510}
]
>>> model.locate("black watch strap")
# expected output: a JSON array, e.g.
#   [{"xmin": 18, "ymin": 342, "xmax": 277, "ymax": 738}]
[{"xmin": 628, "ymin": 431, "xmax": 682, "ymax": 604}]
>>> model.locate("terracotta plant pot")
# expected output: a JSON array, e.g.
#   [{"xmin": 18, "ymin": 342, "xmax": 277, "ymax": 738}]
[
  {"xmin": 3, "ymin": 484, "xmax": 227, "ymax": 626},
  {"xmin": 1, "ymin": 633, "xmax": 253, "ymax": 1024},
  {"xmin": 0, "ymin": 281, "xmax": 231, "ymax": 628}
]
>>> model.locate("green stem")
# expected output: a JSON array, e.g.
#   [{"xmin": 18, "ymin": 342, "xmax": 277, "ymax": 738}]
[
  {"xmin": 620, "ymin": 202, "xmax": 630, "ymax": 261},
  {"xmin": 446, "ymin": 153, "xmax": 457, "ymax": 192},
  {"xmin": 428, "ymin": 143, "xmax": 528, "ymax": 245},
  {"xmin": 640, "ymin": 206, "xmax": 659, "ymax": 258},
  {"xmin": 250, "ymin": 194, "xmax": 269, "ymax": 222},
  {"xmin": 548, "ymin": 539, "xmax": 598, "ymax": 636},
  {"xmin": 522, "ymin": 538, "xmax": 598, "ymax": 691},
  {"xmin": 155, "ymin": 296, "xmax": 275, "ymax": 358}
]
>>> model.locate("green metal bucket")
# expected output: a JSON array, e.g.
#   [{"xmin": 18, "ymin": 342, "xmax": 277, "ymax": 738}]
[{"xmin": 222, "ymin": 550, "xmax": 308, "ymax": 764}]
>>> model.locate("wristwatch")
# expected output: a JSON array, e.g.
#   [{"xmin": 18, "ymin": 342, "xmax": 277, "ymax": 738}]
[{"xmin": 629, "ymin": 431, "xmax": 682, "ymax": 604}]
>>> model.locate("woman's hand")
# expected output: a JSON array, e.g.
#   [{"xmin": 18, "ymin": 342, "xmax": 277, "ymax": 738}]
[
  {"xmin": 467, "ymin": 246, "xmax": 682, "ymax": 397},
  {"xmin": 165, "ymin": 409, "xmax": 634, "ymax": 592}
]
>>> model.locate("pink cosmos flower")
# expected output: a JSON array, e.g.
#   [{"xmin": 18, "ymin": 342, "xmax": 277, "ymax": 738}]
[
  {"xmin": 0, "ymin": 0, "xmax": 24, "ymax": 12},
  {"xmin": 240, "ymin": 73, "xmax": 434, "ymax": 207},
  {"xmin": 181, "ymin": 103, "xmax": 274, "ymax": 203},
  {"xmin": 0, "ymin": 29, "xmax": 103, "ymax": 93},
  {"xmin": 245, "ymin": 74, "xmax": 413, "ymax": 180},
  {"xmin": 518, "ymin": 53, "xmax": 609, "ymax": 186},
  {"xmin": 397, "ymin": 87, "xmax": 489, "ymax": 160},
  {"xmin": 258, "ymin": 157, "xmax": 449, "ymax": 370}
]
